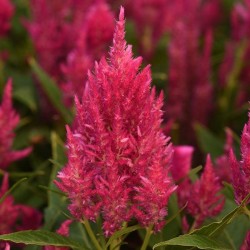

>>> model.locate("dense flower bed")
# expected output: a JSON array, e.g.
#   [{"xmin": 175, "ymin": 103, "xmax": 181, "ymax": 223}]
[{"xmin": 0, "ymin": 1, "xmax": 250, "ymax": 249}]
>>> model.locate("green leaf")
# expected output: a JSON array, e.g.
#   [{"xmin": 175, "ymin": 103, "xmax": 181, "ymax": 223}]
[
  {"xmin": 0, "ymin": 230, "xmax": 85, "ymax": 249},
  {"xmin": 106, "ymin": 225, "xmax": 142, "ymax": 249},
  {"xmin": 29, "ymin": 58, "xmax": 73, "ymax": 123},
  {"xmin": 194, "ymin": 124, "xmax": 224, "ymax": 158},
  {"xmin": 191, "ymin": 193, "xmax": 250, "ymax": 237},
  {"xmin": 153, "ymin": 234, "xmax": 231, "ymax": 250}
]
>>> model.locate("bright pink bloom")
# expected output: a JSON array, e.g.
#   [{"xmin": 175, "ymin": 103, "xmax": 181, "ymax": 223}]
[
  {"xmin": 82, "ymin": 1, "xmax": 115, "ymax": 60},
  {"xmin": 61, "ymin": 0, "xmax": 114, "ymax": 106},
  {"xmin": 171, "ymin": 146, "xmax": 194, "ymax": 210},
  {"xmin": 215, "ymin": 128, "xmax": 233, "ymax": 183},
  {"xmin": 241, "ymin": 231, "xmax": 250, "ymax": 250},
  {"xmin": 186, "ymin": 155, "xmax": 224, "ymax": 228},
  {"xmin": 26, "ymin": 0, "xmax": 92, "ymax": 80},
  {"xmin": 0, "ymin": 174, "xmax": 42, "ymax": 235},
  {"xmin": 57, "ymin": 8, "xmax": 176, "ymax": 236},
  {"xmin": 230, "ymin": 113, "xmax": 250, "ymax": 205},
  {"xmin": 0, "ymin": 0, "xmax": 14, "ymax": 37},
  {"xmin": 172, "ymin": 146, "xmax": 194, "ymax": 183},
  {"xmin": 0, "ymin": 80, "xmax": 32, "ymax": 169},
  {"xmin": 166, "ymin": 1, "xmax": 214, "ymax": 143}
]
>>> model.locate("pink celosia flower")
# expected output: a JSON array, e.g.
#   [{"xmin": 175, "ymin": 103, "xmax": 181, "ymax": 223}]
[
  {"xmin": 186, "ymin": 155, "xmax": 224, "ymax": 228},
  {"xmin": 230, "ymin": 113, "xmax": 250, "ymax": 205},
  {"xmin": 0, "ymin": 0, "xmax": 14, "ymax": 37},
  {"xmin": 171, "ymin": 146, "xmax": 194, "ymax": 210},
  {"xmin": 61, "ymin": 0, "xmax": 114, "ymax": 106},
  {"xmin": 0, "ymin": 80, "xmax": 32, "ymax": 169},
  {"xmin": 45, "ymin": 220, "xmax": 72, "ymax": 250},
  {"xmin": 241, "ymin": 231, "xmax": 250, "ymax": 250},
  {"xmin": 166, "ymin": 0, "xmax": 214, "ymax": 143},
  {"xmin": 26, "ymin": 0, "xmax": 92, "ymax": 80},
  {"xmin": 219, "ymin": 0, "xmax": 250, "ymax": 106},
  {"xmin": 172, "ymin": 146, "xmax": 194, "ymax": 183},
  {"xmin": 0, "ymin": 173, "xmax": 42, "ymax": 235},
  {"xmin": 81, "ymin": 0, "xmax": 115, "ymax": 60},
  {"xmin": 56, "ymin": 7, "xmax": 176, "ymax": 236},
  {"xmin": 215, "ymin": 128, "xmax": 233, "ymax": 183}
]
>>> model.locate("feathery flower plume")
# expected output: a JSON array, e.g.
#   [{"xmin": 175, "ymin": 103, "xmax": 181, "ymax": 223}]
[
  {"xmin": 0, "ymin": 173, "xmax": 42, "ymax": 235},
  {"xmin": 56, "ymin": 7, "xmax": 176, "ymax": 236},
  {"xmin": 0, "ymin": 80, "xmax": 32, "ymax": 169},
  {"xmin": 219, "ymin": 0, "xmax": 250, "ymax": 106},
  {"xmin": 61, "ymin": 0, "xmax": 114, "ymax": 106},
  {"xmin": 0, "ymin": 0, "xmax": 14, "ymax": 37},
  {"xmin": 186, "ymin": 155, "xmax": 224, "ymax": 228},
  {"xmin": 27, "ymin": 0, "xmax": 94, "ymax": 80},
  {"xmin": 172, "ymin": 146, "xmax": 194, "ymax": 183},
  {"xmin": 230, "ymin": 112, "xmax": 250, "ymax": 205},
  {"xmin": 215, "ymin": 128, "xmax": 233, "ymax": 183},
  {"xmin": 166, "ymin": 0, "xmax": 215, "ymax": 143}
]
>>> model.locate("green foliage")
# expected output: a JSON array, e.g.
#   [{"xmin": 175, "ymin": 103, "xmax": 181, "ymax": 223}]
[{"xmin": 0, "ymin": 230, "xmax": 86, "ymax": 249}]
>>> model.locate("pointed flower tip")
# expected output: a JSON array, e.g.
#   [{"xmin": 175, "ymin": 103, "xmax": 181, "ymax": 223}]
[{"xmin": 119, "ymin": 6, "xmax": 125, "ymax": 21}]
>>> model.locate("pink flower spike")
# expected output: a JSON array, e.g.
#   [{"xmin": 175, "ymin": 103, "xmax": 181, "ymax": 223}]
[
  {"xmin": 0, "ymin": 0, "xmax": 14, "ymax": 37},
  {"xmin": 215, "ymin": 128, "xmax": 233, "ymax": 183},
  {"xmin": 172, "ymin": 146, "xmax": 194, "ymax": 182},
  {"xmin": 0, "ymin": 174, "xmax": 41, "ymax": 235},
  {"xmin": 230, "ymin": 112, "xmax": 250, "ymax": 205},
  {"xmin": 57, "ymin": 7, "xmax": 176, "ymax": 236},
  {"xmin": 187, "ymin": 155, "xmax": 224, "ymax": 228},
  {"xmin": 0, "ymin": 80, "xmax": 32, "ymax": 169}
]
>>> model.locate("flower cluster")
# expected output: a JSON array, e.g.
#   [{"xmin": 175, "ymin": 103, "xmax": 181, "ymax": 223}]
[
  {"xmin": 61, "ymin": 0, "xmax": 115, "ymax": 105},
  {"xmin": 0, "ymin": 80, "xmax": 32, "ymax": 170},
  {"xmin": 0, "ymin": 0, "xmax": 14, "ymax": 37},
  {"xmin": 0, "ymin": 173, "xmax": 41, "ymax": 235},
  {"xmin": 166, "ymin": 0, "xmax": 217, "ymax": 143},
  {"xmin": 230, "ymin": 112, "xmax": 250, "ymax": 205},
  {"xmin": 56, "ymin": 8, "xmax": 176, "ymax": 236},
  {"xmin": 172, "ymin": 150, "xmax": 224, "ymax": 230},
  {"xmin": 27, "ymin": 0, "xmax": 115, "ymax": 106},
  {"xmin": 219, "ymin": 0, "xmax": 250, "ymax": 107}
]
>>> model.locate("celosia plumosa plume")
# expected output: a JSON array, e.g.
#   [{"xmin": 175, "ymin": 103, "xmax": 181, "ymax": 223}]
[
  {"xmin": 215, "ymin": 128, "xmax": 233, "ymax": 183},
  {"xmin": 61, "ymin": 0, "xmax": 114, "ymax": 106},
  {"xmin": 172, "ymin": 146, "xmax": 194, "ymax": 182},
  {"xmin": 0, "ymin": 0, "xmax": 14, "ymax": 37},
  {"xmin": 57, "ymin": 7, "xmax": 176, "ymax": 236},
  {"xmin": 171, "ymin": 146, "xmax": 194, "ymax": 210},
  {"xmin": 166, "ymin": 0, "xmax": 214, "ymax": 143},
  {"xmin": 230, "ymin": 112, "xmax": 250, "ymax": 205},
  {"xmin": 0, "ymin": 174, "xmax": 42, "ymax": 234},
  {"xmin": 27, "ymin": 0, "xmax": 92, "ymax": 80},
  {"xmin": 219, "ymin": 0, "xmax": 250, "ymax": 106},
  {"xmin": 82, "ymin": 0, "xmax": 115, "ymax": 59},
  {"xmin": 186, "ymin": 155, "xmax": 224, "ymax": 228},
  {"xmin": 0, "ymin": 80, "xmax": 32, "ymax": 169}
]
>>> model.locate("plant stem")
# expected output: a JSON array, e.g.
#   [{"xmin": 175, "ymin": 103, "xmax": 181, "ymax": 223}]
[
  {"xmin": 243, "ymin": 206, "xmax": 250, "ymax": 218},
  {"xmin": 82, "ymin": 218, "xmax": 102, "ymax": 250},
  {"xmin": 141, "ymin": 225, "xmax": 153, "ymax": 250}
]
